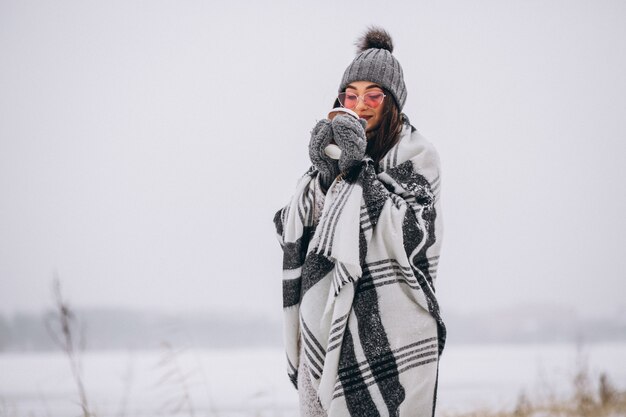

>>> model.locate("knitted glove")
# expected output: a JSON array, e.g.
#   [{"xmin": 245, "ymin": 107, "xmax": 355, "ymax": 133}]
[
  {"xmin": 331, "ymin": 114, "xmax": 367, "ymax": 173},
  {"xmin": 309, "ymin": 119, "xmax": 340, "ymax": 191}
]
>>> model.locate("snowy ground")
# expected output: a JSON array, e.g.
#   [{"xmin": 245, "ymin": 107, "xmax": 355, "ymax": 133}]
[{"xmin": 1, "ymin": 342, "xmax": 625, "ymax": 417}]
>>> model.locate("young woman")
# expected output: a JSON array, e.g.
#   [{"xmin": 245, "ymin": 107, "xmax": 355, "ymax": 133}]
[{"xmin": 274, "ymin": 27, "xmax": 446, "ymax": 417}]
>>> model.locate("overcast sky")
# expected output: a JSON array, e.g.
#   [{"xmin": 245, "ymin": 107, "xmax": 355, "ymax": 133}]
[{"xmin": 1, "ymin": 0, "xmax": 625, "ymax": 321}]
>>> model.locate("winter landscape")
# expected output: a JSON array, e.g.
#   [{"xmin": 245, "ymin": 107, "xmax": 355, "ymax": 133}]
[
  {"xmin": 2, "ymin": 0, "xmax": 626, "ymax": 416},
  {"xmin": 1, "ymin": 299, "xmax": 625, "ymax": 417}
]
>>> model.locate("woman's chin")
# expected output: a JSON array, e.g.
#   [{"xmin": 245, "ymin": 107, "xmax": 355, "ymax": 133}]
[{"xmin": 366, "ymin": 124, "xmax": 379, "ymax": 134}]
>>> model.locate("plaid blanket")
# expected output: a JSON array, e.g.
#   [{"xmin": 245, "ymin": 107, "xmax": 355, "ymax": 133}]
[{"xmin": 273, "ymin": 122, "xmax": 446, "ymax": 417}]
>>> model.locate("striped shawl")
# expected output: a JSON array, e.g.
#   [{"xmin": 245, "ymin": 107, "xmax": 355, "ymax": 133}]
[{"xmin": 273, "ymin": 122, "xmax": 446, "ymax": 417}]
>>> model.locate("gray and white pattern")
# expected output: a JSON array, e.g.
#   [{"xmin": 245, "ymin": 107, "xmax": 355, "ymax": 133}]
[{"xmin": 274, "ymin": 122, "xmax": 445, "ymax": 417}]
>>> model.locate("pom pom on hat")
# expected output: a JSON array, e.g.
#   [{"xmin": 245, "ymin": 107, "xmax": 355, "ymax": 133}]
[{"xmin": 355, "ymin": 26, "xmax": 394, "ymax": 53}]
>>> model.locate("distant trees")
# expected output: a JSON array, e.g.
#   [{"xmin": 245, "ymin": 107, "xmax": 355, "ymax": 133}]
[
  {"xmin": 0, "ymin": 307, "xmax": 282, "ymax": 352},
  {"xmin": 0, "ymin": 315, "xmax": 10, "ymax": 351}
]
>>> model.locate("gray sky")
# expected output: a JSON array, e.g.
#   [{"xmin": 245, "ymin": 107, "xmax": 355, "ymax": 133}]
[{"xmin": 1, "ymin": 0, "xmax": 625, "ymax": 320}]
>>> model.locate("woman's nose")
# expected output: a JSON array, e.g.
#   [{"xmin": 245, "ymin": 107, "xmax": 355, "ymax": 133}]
[{"xmin": 355, "ymin": 97, "xmax": 368, "ymax": 111}]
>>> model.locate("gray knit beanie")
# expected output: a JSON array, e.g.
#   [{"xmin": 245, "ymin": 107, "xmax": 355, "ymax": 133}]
[{"xmin": 339, "ymin": 27, "xmax": 407, "ymax": 110}]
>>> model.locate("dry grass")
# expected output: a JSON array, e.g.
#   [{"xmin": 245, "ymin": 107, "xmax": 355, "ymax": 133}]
[
  {"xmin": 442, "ymin": 359, "xmax": 626, "ymax": 417},
  {"xmin": 42, "ymin": 277, "xmax": 211, "ymax": 417},
  {"xmin": 44, "ymin": 276, "xmax": 92, "ymax": 417}
]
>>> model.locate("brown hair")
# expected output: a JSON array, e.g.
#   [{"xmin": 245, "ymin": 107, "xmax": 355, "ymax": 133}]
[{"xmin": 333, "ymin": 88, "xmax": 404, "ymax": 168}]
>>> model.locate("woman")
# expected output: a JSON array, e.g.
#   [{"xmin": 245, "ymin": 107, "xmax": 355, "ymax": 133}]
[{"xmin": 273, "ymin": 27, "xmax": 446, "ymax": 417}]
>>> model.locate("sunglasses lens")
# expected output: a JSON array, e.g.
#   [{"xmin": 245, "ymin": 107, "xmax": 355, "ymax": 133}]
[
  {"xmin": 338, "ymin": 92, "xmax": 358, "ymax": 109},
  {"xmin": 364, "ymin": 92, "xmax": 384, "ymax": 108}
]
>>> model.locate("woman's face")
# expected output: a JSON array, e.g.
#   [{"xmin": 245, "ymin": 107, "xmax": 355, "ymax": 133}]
[{"xmin": 344, "ymin": 81, "xmax": 386, "ymax": 132}]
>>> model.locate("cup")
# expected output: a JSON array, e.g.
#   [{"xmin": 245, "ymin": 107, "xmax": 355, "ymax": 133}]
[
  {"xmin": 328, "ymin": 107, "xmax": 359, "ymax": 121},
  {"xmin": 324, "ymin": 108, "xmax": 359, "ymax": 160}
]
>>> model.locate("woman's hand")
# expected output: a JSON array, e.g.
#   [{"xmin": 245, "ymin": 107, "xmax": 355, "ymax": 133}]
[
  {"xmin": 331, "ymin": 114, "xmax": 367, "ymax": 173},
  {"xmin": 309, "ymin": 119, "xmax": 340, "ymax": 191}
]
